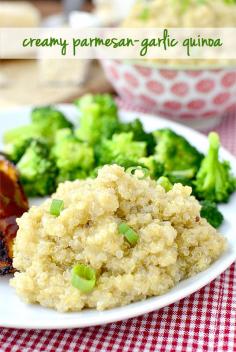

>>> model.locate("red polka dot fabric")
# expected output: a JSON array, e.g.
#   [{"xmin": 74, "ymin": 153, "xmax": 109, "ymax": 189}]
[{"xmin": 0, "ymin": 108, "xmax": 236, "ymax": 352}]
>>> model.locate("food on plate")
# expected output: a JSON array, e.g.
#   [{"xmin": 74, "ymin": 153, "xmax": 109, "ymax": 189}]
[
  {"xmin": 156, "ymin": 176, "xmax": 173, "ymax": 192},
  {"xmin": 52, "ymin": 128, "xmax": 94, "ymax": 184},
  {"xmin": 156, "ymin": 176, "xmax": 224, "ymax": 228},
  {"xmin": 96, "ymin": 132, "xmax": 147, "ymax": 166},
  {"xmin": 74, "ymin": 94, "xmax": 120, "ymax": 145},
  {"xmin": 4, "ymin": 106, "xmax": 74, "ymax": 196},
  {"xmin": 194, "ymin": 132, "xmax": 236, "ymax": 203},
  {"xmin": 11, "ymin": 165, "xmax": 226, "ymax": 312},
  {"xmin": 17, "ymin": 140, "xmax": 58, "ymax": 197},
  {"xmin": 4, "ymin": 106, "xmax": 73, "ymax": 149},
  {"xmin": 0, "ymin": 155, "xmax": 28, "ymax": 275},
  {"xmin": 30, "ymin": 106, "xmax": 74, "ymax": 145},
  {"xmin": 153, "ymin": 128, "xmax": 204, "ymax": 186},
  {"xmin": 75, "ymin": 94, "xmax": 155, "ymax": 154},
  {"xmin": 200, "ymin": 200, "xmax": 224, "ymax": 229},
  {"xmin": 3, "ymin": 94, "xmax": 235, "ymax": 227}
]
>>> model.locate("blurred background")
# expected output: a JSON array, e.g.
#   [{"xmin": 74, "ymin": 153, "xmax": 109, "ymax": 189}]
[{"xmin": 0, "ymin": 0, "xmax": 136, "ymax": 108}]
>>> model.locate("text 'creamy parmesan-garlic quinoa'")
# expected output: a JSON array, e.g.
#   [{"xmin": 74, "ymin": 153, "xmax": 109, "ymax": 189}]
[{"xmin": 11, "ymin": 165, "xmax": 226, "ymax": 312}]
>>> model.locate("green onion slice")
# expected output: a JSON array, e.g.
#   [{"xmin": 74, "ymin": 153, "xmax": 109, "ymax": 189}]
[
  {"xmin": 50, "ymin": 199, "xmax": 64, "ymax": 216},
  {"xmin": 126, "ymin": 166, "xmax": 149, "ymax": 180},
  {"xmin": 118, "ymin": 223, "xmax": 139, "ymax": 246},
  {"xmin": 71, "ymin": 264, "xmax": 96, "ymax": 293},
  {"xmin": 139, "ymin": 7, "xmax": 150, "ymax": 21},
  {"xmin": 156, "ymin": 177, "xmax": 173, "ymax": 192}
]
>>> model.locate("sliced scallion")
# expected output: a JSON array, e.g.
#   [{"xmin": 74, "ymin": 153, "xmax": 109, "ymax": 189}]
[
  {"xmin": 157, "ymin": 177, "xmax": 173, "ymax": 192},
  {"xmin": 118, "ymin": 223, "xmax": 139, "ymax": 246},
  {"xmin": 139, "ymin": 7, "xmax": 150, "ymax": 21},
  {"xmin": 50, "ymin": 199, "xmax": 64, "ymax": 216},
  {"xmin": 126, "ymin": 166, "xmax": 149, "ymax": 180},
  {"xmin": 71, "ymin": 264, "xmax": 96, "ymax": 293}
]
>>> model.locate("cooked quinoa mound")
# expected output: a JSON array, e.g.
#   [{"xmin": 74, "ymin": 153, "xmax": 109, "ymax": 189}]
[
  {"xmin": 11, "ymin": 165, "xmax": 226, "ymax": 312},
  {"xmin": 123, "ymin": 0, "xmax": 236, "ymax": 28}
]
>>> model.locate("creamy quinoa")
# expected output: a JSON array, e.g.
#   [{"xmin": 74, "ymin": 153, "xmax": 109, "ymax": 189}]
[
  {"xmin": 11, "ymin": 165, "xmax": 226, "ymax": 312},
  {"xmin": 123, "ymin": 0, "xmax": 236, "ymax": 28},
  {"xmin": 122, "ymin": 0, "xmax": 236, "ymax": 67}
]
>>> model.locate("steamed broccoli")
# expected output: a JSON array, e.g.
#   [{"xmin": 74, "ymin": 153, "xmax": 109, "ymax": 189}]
[
  {"xmin": 52, "ymin": 129, "xmax": 94, "ymax": 183},
  {"xmin": 75, "ymin": 94, "xmax": 120, "ymax": 145},
  {"xmin": 153, "ymin": 128, "xmax": 203, "ymax": 175},
  {"xmin": 90, "ymin": 156, "xmax": 147, "ymax": 179},
  {"xmin": 195, "ymin": 132, "xmax": 236, "ymax": 203},
  {"xmin": 4, "ymin": 107, "xmax": 73, "ymax": 147},
  {"xmin": 31, "ymin": 106, "xmax": 73, "ymax": 144},
  {"xmin": 3, "ymin": 106, "xmax": 73, "ymax": 162},
  {"xmin": 96, "ymin": 132, "xmax": 147, "ymax": 166},
  {"xmin": 166, "ymin": 168, "xmax": 196, "ymax": 187},
  {"xmin": 75, "ymin": 95, "xmax": 155, "ymax": 153},
  {"xmin": 57, "ymin": 169, "xmax": 87, "ymax": 184},
  {"xmin": 4, "ymin": 137, "xmax": 35, "ymax": 164},
  {"xmin": 3, "ymin": 124, "xmax": 42, "ymax": 163},
  {"xmin": 94, "ymin": 154, "xmax": 163, "ymax": 180},
  {"xmin": 118, "ymin": 119, "xmax": 156, "ymax": 155},
  {"xmin": 139, "ymin": 156, "xmax": 164, "ymax": 179},
  {"xmin": 17, "ymin": 140, "xmax": 57, "ymax": 197},
  {"xmin": 107, "ymin": 155, "xmax": 145, "ymax": 170},
  {"xmin": 200, "ymin": 200, "xmax": 224, "ymax": 228},
  {"xmin": 3, "ymin": 124, "xmax": 40, "ymax": 145}
]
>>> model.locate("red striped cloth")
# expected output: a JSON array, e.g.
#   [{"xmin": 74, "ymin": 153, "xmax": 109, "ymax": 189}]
[{"xmin": 1, "ymin": 113, "xmax": 236, "ymax": 352}]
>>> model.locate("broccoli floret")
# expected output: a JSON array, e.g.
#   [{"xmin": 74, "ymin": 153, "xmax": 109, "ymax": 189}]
[
  {"xmin": 103, "ymin": 155, "xmax": 164, "ymax": 180},
  {"xmin": 153, "ymin": 128, "xmax": 203, "ymax": 174},
  {"xmin": 95, "ymin": 154, "xmax": 163, "ymax": 180},
  {"xmin": 90, "ymin": 157, "xmax": 144, "ymax": 179},
  {"xmin": 3, "ymin": 125, "xmax": 43, "ymax": 163},
  {"xmin": 57, "ymin": 169, "xmax": 87, "ymax": 184},
  {"xmin": 3, "ymin": 124, "xmax": 41, "ymax": 145},
  {"xmin": 157, "ymin": 176, "xmax": 173, "ymax": 191},
  {"xmin": 17, "ymin": 140, "xmax": 57, "ymax": 197},
  {"xmin": 89, "ymin": 166, "xmax": 102, "ymax": 179},
  {"xmin": 119, "ymin": 119, "xmax": 156, "ymax": 155},
  {"xmin": 195, "ymin": 132, "xmax": 236, "ymax": 203},
  {"xmin": 139, "ymin": 156, "xmax": 164, "ymax": 179},
  {"xmin": 3, "ymin": 107, "xmax": 73, "ymax": 159},
  {"xmin": 75, "ymin": 94, "xmax": 120, "ymax": 145},
  {"xmin": 4, "ymin": 137, "xmax": 35, "ymax": 164},
  {"xmin": 110, "ymin": 155, "xmax": 145, "ymax": 169},
  {"xmin": 75, "ymin": 95, "xmax": 155, "ymax": 152},
  {"xmin": 54, "ymin": 128, "xmax": 74, "ymax": 144},
  {"xmin": 200, "ymin": 200, "xmax": 224, "ymax": 228},
  {"xmin": 166, "ymin": 168, "xmax": 196, "ymax": 187},
  {"xmin": 97, "ymin": 132, "xmax": 147, "ymax": 166},
  {"xmin": 52, "ymin": 129, "xmax": 94, "ymax": 182},
  {"xmin": 31, "ymin": 106, "xmax": 73, "ymax": 144}
]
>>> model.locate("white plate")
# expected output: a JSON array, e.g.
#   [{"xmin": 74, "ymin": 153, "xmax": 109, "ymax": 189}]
[{"xmin": 0, "ymin": 105, "xmax": 236, "ymax": 330}]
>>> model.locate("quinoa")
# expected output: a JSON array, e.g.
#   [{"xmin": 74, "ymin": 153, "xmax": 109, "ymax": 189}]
[
  {"xmin": 11, "ymin": 165, "xmax": 226, "ymax": 312},
  {"xmin": 124, "ymin": 0, "xmax": 236, "ymax": 28},
  {"xmin": 122, "ymin": 0, "xmax": 236, "ymax": 67}
]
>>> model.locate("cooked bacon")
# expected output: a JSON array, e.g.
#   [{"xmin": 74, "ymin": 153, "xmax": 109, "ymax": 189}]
[{"xmin": 0, "ymin": 155, "xmax": 28, "ymax": 275}]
